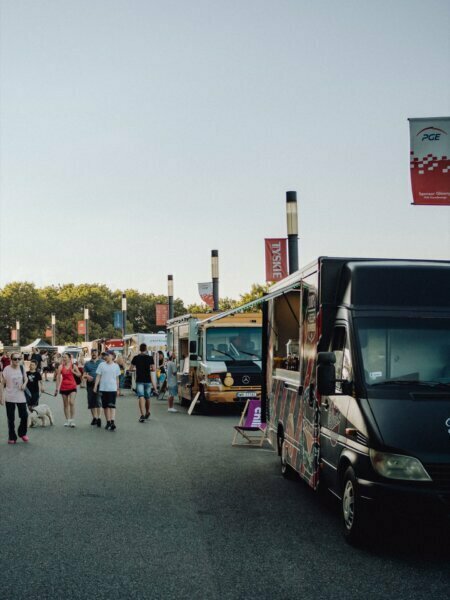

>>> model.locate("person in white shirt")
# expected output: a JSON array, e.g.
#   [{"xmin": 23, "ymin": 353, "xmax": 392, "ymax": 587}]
[{"xmin": 93, "ymin": 351, "xmax": 120, "ymax": 431}]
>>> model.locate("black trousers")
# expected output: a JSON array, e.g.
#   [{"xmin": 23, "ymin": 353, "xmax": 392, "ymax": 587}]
[{"xmin": 6, "ymin": 402, "xmax": 28, "ymax": 441}]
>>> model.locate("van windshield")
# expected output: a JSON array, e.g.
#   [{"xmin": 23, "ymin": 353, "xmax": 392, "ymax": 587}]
[
  {"xmin": 206, "ymin": 327, "xmax": 262, "ymax": 361},
  {"xmin": 355, "ymin": 317, "xmax": 450, "ymax": 386}
]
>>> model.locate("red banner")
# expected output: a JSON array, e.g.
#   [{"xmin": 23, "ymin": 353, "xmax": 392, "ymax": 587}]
[
  {"xmin": 265, "ymin": 238, "xmax": 288, "ymax": 282},
  {"xmin": 45, "ymin": 328, "xmax": 52, "ymax": 338},
  {"xmin": 156, "ymin": 304, "xmax": 169, "ymax": 326},
  {"xmin": 409, "ymin": 117, "xmax": 450, "ymax": 205},
  {"xmin": 11, "ymin": 329, "xmax": 17, "ymax": 341},
  {"xmin": 77, "ymin": 320, "xmax": 86, "ymax": 335},
  {"xmin": 198, "ymin": 282, "xmax": 214, "ymax": 308}
]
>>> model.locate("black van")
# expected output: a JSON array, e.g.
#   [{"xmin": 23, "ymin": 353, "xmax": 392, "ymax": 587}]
[{"xmin": 261, "ymin": 258, "xmax": 450, "ymax": 543}]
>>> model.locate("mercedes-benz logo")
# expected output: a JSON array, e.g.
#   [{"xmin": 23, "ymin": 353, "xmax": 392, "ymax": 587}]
[{"xmin": 242, "ymin": 376, "xmax": 250, "ymax": 385}]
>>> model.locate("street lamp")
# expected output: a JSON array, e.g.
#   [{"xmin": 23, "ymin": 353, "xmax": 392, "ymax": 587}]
[
  {"xmin": 84, "ymin": 307, "xmax": 89, "ymax": 343},
  {"xmin": 211, "ymin": 249, "xmax": 219, "ymax": 311},
  {"xmin": 168, "ymin": 275, "xmax": 174, "ymax": 320},
  {"xmin": 286, "ymin": 191, "xmax": 299, "ymax": 274},
  {"xmin": 51, "ymin": 314, "xmax": 56, "ymax": 347},
  {"xmin": 122, "ymin": 293, "xmax": 127, "ymax": 338},
  {"xmin": 16, "ymin": 320, "xmax": 20, "ymax": 348}
]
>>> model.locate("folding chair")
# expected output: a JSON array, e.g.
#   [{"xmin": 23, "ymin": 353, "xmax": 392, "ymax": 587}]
[{"xmin": 232, "ymin": 398, "xmax": 267, "ymax": 447}]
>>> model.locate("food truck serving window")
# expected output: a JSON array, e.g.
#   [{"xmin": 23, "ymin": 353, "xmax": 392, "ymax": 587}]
[{"xmin": 206, "ymin": 327, "xmax": 262, "ymax": 361}]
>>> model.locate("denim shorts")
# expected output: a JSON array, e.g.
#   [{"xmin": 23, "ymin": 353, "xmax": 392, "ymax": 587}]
[
  {"xmin": 136, "ymin": 382, "xmax": 152, "ymax": 399},
  {"xmin": 168, "ymin": 385, "xmax": 178, "ymax": 397}
]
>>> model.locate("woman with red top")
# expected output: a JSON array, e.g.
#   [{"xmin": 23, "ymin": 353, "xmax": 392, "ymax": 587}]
[{"xmin": 54, "ymin": 353, "xmax": 81, "ymax": 428}]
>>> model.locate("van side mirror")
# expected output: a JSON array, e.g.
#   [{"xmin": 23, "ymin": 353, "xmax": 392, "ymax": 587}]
[
  {"xmin": 189, "ymin": 341, "xmax": 197, "ymax": 354},
  {"xmin": 317, "ymin": 352, "xmax": 336, "ymax": 396}
]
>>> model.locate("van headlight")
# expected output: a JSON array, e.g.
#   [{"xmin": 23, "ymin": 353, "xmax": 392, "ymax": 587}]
[{"xmin": 369, "ymin": 450, "xmax": 431, "ymax": 481}]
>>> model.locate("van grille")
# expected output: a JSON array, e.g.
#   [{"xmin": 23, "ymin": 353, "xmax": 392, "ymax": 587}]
[{"xmin": 425, "ymin": 464, "xmax": 450, "ymax": 492}]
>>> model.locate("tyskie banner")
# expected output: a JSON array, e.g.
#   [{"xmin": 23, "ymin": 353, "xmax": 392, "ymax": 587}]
[
  {"xmin": 265, "ymin": 238, "xmax": 288, "ymax": 282},
  {"xmin": 77, "ymin": 320, "xmax": 86, "ymax": 335},
  {"xmin": 409, "ymin": 117, "xmax": 450, "ymax": 206},
  {"xmin": 198, "ymin": 282, "xmax": 214, "ymax": 308}
]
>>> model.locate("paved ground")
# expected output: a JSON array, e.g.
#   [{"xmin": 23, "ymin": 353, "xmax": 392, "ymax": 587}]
[{"xmin": 0, "ymin": 380, "xmax": 449, "ymax": 600}]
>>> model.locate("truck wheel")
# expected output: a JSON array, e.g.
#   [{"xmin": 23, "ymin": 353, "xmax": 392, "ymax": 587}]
[
  {"xmin": 280, "ymin": 438, "xmax": 293, "ymax": 479},
  {"xmin": 341, "ymin": 466, "xmax": 368, "ymax": 545}
]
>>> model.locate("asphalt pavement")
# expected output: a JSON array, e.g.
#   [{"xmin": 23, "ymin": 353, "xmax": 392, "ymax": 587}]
[{"xmin": 0, "ymin": 381, "xmax": 449, "ymax": 600}]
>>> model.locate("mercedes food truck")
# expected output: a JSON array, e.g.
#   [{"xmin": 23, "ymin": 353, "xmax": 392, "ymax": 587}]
[
  {"xmin": 261, "ymin": 257, "xmax": 450, "ymax": 543},
  {"xmin": 167, "ymin": 312, "xmax": 262, "ymax": 411}
]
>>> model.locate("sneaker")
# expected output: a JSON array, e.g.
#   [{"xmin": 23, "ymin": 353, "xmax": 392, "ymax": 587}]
[
  {"xmin": 96, "ymin": 418, "xmax": 102, "ymax": 428},
  {"xmin": 70, "ymin": 421, "xmax": 76, "ymax": 428},
  {"xmin": 139, "ymin": 415, "xmax": 145, "ymax": 423},
  {"xmin": 91, "ymin": 418, "xmax": 97, "ymax": 426},
  {"xmin": 105, "ymin": 421, "xmax": 111, "ymax": 430},
  {"xmin": 64, "ymin": 421, "xmax": 70, "ymax": 427},
  {"xmin": 21, "ymin": 435, "xmax": 30, "ymax": 442},
  {"xmin": 110, "ymin": 422, "xmax": 116, "ymax": 431},
  {"xmin": 7, "ymin": 440, "xmax": 16, "ymax": 444},
  {"xmin": 144, "ymin": 412, "xmax": 151, "ymax": 420},
  {"xmin": 168, "ymin": 408, "xmax": 178, "ymax": 413}
]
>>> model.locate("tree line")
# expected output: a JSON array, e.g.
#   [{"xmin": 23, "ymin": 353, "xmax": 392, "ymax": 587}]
[{"xmin": 0, "ymin": 282, "xmax": 269, "ymax": 346}]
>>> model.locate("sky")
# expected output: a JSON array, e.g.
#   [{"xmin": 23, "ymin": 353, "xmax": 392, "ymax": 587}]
[{"xmin": 0, "ymin": 0, "xmax": 449, "ymax": 305}]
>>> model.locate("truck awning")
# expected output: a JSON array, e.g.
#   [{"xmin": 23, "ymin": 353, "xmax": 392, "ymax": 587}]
[{"xmin": 200, "ymin": 281, "xmax": 302, "ymax": 325}]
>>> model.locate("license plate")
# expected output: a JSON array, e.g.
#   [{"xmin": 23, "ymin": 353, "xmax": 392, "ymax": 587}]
[{"xmin": 236, "ymin": 392, "xmax": 258, "ymax": 398}]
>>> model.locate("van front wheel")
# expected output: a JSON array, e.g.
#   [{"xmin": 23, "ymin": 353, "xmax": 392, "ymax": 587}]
[{"xmin": 341, "ymin": 466, "xmax": 368, "ymax": 545}]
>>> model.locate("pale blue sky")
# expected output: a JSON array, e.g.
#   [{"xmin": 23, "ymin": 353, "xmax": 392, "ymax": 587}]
[{"xmin": 1, "ymin": 0, "xmax": 449, "ymax": 304}]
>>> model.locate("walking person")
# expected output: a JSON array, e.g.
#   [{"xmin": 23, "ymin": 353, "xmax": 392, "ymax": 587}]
[
  {"xmin": 116, "ymin": 354, "xmax": 126, "ymax": 396},
  {"xmin": 82, "ymin": 349, "xmax": 102, "ymax": 427},
  {"xmin": 1, "ymin": 352, "xmax": 11, "ymax": 371},
  {"xmin": 54, "ymin": 353, "xmax": 81, "ymax": 428},
  {"xmin": 131, "ymin": 343, "xmax": 155, "ymax": 423},
  {"xmin": 41, "ymin": 351, "xmax": 49, "ymax": 381},
  {"xmin": 26, "ymin": 360, "xmax": 43, "ymax": 409},
  {"xmin": 0, "ymin": 352, "xmax": 29, "ymax": 444},
  {"xmin": 93, "ymin": 351, "xmax": 120, "ymax": 431},
  {"xmin": 30, "ymin": 347, "xmax": 43, "ymax": 373},
  {"xmin": 166, "ymin": 351, "xmax": 178, "ymax": 413}
]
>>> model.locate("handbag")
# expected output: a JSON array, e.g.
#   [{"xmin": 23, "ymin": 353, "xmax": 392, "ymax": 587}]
[{"xmin": 73, "ymin": 368, "xmax": 82, "ymax": 385}]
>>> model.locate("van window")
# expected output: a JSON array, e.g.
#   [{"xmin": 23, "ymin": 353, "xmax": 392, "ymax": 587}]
[
  {"xmin": 331, "ymin": 327, "xmax": 352, "ymax": 390},
  {"xmin": 356, "ymin": 316, "xmax": 450, "ymax": 386}
]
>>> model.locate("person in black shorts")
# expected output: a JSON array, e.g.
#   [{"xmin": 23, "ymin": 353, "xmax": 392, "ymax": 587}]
[
  {"xmin": 26, "ymin": 360, "xmax": 43, "ymax": 408},
  {"xmin": 82, "ymin": 349, "xmax": 102, "ymax": 427}
]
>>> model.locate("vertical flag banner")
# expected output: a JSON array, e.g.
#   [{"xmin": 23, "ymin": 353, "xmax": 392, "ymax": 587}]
[
  {"xmin": 113, "ymin": 310, "xmax": 123, "ymax": 329},
  {"xmin": 156, "ymin": 304, "xmax": 169, "ymax": 326},
  {"xmin": 77, "ymin": 320, "xmax": 86, "ymax": 335},
  {"xmin": 409, "ymin": 117, "xmax": 450, "ymax": 205},
  {"xmin": 11, "ymin": 329, "xmax": 17, "ymax": 341},
  {"xmin": 265, "ymin": 238, "xmax": 288, "ymax": 282},
  {"xmin": 198, "ymin": 282, "xmax": 214, "ymax": 308},
  {"xmin": 45, "ymin": 328, "xmax": 52, "ymax": 338}
]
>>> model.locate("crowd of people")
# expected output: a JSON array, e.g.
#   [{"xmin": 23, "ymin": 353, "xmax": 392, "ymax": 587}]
[{"xmin": 0, "ymin": 344, "xmax": 178, "ymax": 444}]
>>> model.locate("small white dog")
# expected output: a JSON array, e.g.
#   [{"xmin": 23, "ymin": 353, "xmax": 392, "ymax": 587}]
[{"xmin": 28, "ymin": 404, "xmax": 54, "ymax": 428}]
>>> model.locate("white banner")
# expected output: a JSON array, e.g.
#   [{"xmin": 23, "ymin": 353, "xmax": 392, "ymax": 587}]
[{"xmin": 409, "ymin": 117, "xmax": 450, "ymax": 205}]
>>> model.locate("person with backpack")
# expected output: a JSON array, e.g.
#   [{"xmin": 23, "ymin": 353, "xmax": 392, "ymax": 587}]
[{"xmin": 0, "ymin": 352, "xmax": 29, "ymax": 444}]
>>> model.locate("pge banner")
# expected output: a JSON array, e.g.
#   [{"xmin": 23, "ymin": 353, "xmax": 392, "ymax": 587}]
[
  {"xmin": 198, "ymin": 282, "xmax": 214, "ymax": 308},
  {"xmin": 265, "ymin": 238, "xmax": 288, "ymax": 282},
  {"xmin": 409, "ymin": 117, "xmax": 450, "ymax": 205}
]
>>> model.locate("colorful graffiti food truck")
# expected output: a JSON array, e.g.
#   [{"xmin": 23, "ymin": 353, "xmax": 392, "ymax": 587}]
[
  {"xmin": 167, "ymin": 312, "xmax": 262, "ymax": 410},
  {"xmin": 260, "ymin": 257, "xmax": 450, "ymax": 543}
]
